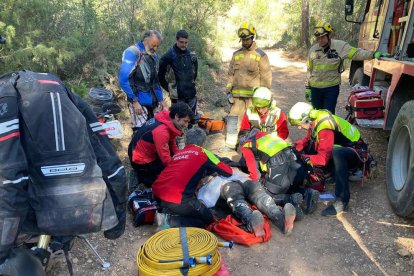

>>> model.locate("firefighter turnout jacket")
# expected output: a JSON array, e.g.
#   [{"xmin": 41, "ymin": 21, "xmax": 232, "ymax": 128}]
[
  {"xmin": 306, "ymin": 39, "xmax": 374, "ymax": 88},
  {"xmin": 152, "ymin": 144, "xmax": 233, "ymax": 204},
  {"xmin": 0, "ymin": 70, "xmax": 126, "ymax": 261},
  {"xmin": 240, "ymin": 100, "xmax": 289, "ymax": 139},
  {"xmin": 295, "ymin": 110, "xmax": 361, "ymax": 166},
  {"xmin": 226, "ymin": 42, "xmax": 272, "ymax": 97}
]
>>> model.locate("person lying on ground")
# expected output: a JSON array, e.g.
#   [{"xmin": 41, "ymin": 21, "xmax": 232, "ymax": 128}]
[
  {"xmin": 128, "ymin": 102, "xmax": 193, "ymax": 188},
  {"xmin": 152, "ymin": 128, "xmax": 233, "ymax": 229}
]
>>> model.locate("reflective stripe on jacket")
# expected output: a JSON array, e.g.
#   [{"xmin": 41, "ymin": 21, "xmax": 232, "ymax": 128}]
[
  {"xmin": 242, "ymin": 132, "xmax": 291, "ymax": 172},
  {"xmin": 245, "ymin": 100, "xmax": 281, "ymax": 133},
  {"xmin": 311, "ymin": 110, "xmax": 360, "ymax": 143},
  {"xmin": 227, "ymin": 42, "xmax": 272, "ymax": 97},
  {"xmin": 306, "ymin": 39, "xmax": 374, "ymax": 88}
]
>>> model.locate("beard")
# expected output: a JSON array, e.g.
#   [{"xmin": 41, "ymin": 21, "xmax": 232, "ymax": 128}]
[{"xmin": 145, "ymin": 45, "xmax": 153, "ymax": 56}]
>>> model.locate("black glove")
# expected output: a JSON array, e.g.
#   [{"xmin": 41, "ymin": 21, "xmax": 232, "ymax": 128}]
[
  {"xmin": 238, "ymin": 128, "xmax": 259, "ymax": 146},
  {"xmin": 302, "ymin": 156, "xmax": 314, "ymax": 175}
]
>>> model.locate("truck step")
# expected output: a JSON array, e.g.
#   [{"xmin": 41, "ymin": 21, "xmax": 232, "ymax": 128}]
[{"xmin": 355, "ymin": 118, "xmax": 384, "ymax": 128}]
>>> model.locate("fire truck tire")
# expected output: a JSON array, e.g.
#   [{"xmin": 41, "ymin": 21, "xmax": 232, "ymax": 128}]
[
  {"xmin": 386, "ymin": 101, "xmax": 414, "ymax": 218},
  {"xmin": 351, "ymin": 67, "xmax": 364, "ymax": 87}
]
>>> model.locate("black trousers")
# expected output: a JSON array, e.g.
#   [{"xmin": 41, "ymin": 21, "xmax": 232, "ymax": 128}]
[
  {"xmin": 160, "ymin": 195, "xmax": 214, "ymax": 228},
  {"xmin": 332, "ymin": 147, "xmax": 362, "ymax": 203},
  {"xmin": 220, "ymin": 180, "xmax": 284, "ymax": 229},
  {"xmin": 131, "ymin": 159, "xmax": 165, "ymax": 187}
]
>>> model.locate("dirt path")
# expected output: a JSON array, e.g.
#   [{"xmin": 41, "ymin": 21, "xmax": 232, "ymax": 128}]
[{"xmin": 49, "ymin": 50, "xmax": 414, "ymax": 276}]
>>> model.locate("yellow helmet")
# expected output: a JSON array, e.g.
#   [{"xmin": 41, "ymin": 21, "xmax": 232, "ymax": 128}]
[
  {"xmin": 314, "ymin": 20, "xmax": 333, "ymax": 37},
  {"xmin": 288, "ymin": 102, "xmax": 314, "ymax": 126},
  {"xmin": 252, "ymin": 87, "xmax": 272, "ymax": 108},
  {"xmin": 237, "ymin": 22, "xmax": 256, "ymax": 39}
]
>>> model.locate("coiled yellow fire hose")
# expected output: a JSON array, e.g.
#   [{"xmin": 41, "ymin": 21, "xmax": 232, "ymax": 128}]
[{"xmin": 136, "ymin": 227, "xmax": 233, "ymax": 276}]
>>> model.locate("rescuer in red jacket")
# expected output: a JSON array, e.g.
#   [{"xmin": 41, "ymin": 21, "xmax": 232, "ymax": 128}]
[
  {"xmin": 152, "ymin": 128, "xmax": 233, "ymax": 228},
  {"xmin": 128, "ymin": 102, "xmax": 194, "ymax": 187}
]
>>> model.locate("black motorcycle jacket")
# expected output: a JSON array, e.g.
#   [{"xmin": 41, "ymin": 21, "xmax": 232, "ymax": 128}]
[
  {"xmin": 0, "ymin": 71, "xmax": 126, "ymax": 262},
  {"xmin": 159, "ymin": 44, "xmax": 198, "ymax": 100}
]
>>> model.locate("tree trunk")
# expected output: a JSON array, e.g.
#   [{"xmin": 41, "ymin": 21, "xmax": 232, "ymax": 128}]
[{"xmin": 301, "ymin": 0, "xmax": 310, "ymax": 48}]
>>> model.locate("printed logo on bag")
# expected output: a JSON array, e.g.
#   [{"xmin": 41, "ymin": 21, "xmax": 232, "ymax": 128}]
[
  {"xmin": 0, "ymin": 103, "xmax": 8, "ymax": 116},
  {"xmin": 41, "ymin": 163, "xmax": 85, "ymax": 176}
]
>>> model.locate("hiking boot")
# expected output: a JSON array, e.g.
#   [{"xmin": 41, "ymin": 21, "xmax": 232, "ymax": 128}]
[
  {"xmin": 303, "ymin": 188, "xmax": 320, "ymax": 214},
  {"xmin": 289, "ymin": 193, "xmax": 304, "ymax": 221},
  {"xmin": 154, "ymin": 211, "xmax": 170, "ymax": 232},
  {"xmin": 247, "ymin": 210, "xmax": 265, "ymax": 237},
  {"xmin": 283, "ymin": 203, "xmax": 296, "ymax": 236},
  {"xmin": 321, "ymin": 201, "xmax": 349, "ymax": 217}
]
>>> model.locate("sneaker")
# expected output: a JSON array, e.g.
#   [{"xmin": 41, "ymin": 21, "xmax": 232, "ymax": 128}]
[
  {"xmin": 349, "ymin": 169, "xmax": 363, "ymax": 182},
  {"xmin": 303, "ymin": 188, "xmax": 320, "ymax": 214},
  {"xmin": 219, "ymin": 146, "xmax": 235, "ymax": 153},
  {"xmin": 321, "ymin": 201, "xmax": 349, "ymax": 217},
  {"xmin": 289, "ymin": 193, "xmax": 304, "ymax": 221},
  {"xmin": 154, "ymin": 212, "xmax": 170, "ymax": 232},
  {"xmin": 248, "ymin": 210, "xmax": 265, "ymax": 237},
  {"xmin": 283, "ymin": 203, "xmax": 296, "ymax": 236}
]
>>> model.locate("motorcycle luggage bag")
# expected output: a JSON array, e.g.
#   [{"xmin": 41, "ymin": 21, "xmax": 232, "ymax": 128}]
[
  {"xmin": 16, "ymin": 71, "xmax": 116, "ymax": 235},
  {"xmin": 347, "ymin": 89, "xmax": 384, "ymax": 119}
]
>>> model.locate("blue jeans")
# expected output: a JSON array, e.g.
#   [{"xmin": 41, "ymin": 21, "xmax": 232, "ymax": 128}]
[
  {"xmin": 311, "ymin": 85, "xmax": 340, "ymax": 114},
  {"xmin": 332, "ymin": 147, "xmax": 361, "ymax": 203}
]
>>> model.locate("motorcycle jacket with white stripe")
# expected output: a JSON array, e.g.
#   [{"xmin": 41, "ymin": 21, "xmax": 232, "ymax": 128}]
[{"xmin": 0, "ymin": 70, "xmax": 127, "ymax": 262}]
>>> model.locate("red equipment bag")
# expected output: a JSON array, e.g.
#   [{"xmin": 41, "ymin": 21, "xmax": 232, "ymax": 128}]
[
  {"xmin": 346, "ymin": 88, "xmax": 384, "ymax": 119},
  {"xmin": 208, "ymin": 214, "xmax": 271, "ymax": 246}
]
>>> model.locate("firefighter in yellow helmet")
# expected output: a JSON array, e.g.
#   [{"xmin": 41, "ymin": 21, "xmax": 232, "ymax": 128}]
[
  {"xmin": 239, "ymin": 87, "xmax": 289, "ymax": 140},
  {"xmin": 305, "ymin": 20, "xmax": 389, "ymax": 114},
  {"xmin": 222, "ymin": 22, "xmax": 272, "ymax": 151}
]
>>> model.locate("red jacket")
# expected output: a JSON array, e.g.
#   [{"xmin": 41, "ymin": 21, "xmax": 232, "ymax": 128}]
[
  {"xmin": 152, "ymin": 144, "xmax": 233, "ymax": 204},
  {"xmin": 130, "ymin": 111, "xmax": 181, "ymax": 165},
  {"xmin": 295, "ymin": 125, "xmax": 335, "ymax": 167},
  {"xmin": 240, "ymin": 111, "xmax": 289, "ymax": 140}
]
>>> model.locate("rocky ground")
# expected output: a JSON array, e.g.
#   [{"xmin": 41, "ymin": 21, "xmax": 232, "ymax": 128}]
[{"xmin": 47, "ymin": 49, "xmax": 414, "ymax": 276}]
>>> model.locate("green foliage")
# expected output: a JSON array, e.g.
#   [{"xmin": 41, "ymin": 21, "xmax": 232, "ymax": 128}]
[{"xmin": 0, "ymin": 0, "xmax": 230, "ymax": 99}]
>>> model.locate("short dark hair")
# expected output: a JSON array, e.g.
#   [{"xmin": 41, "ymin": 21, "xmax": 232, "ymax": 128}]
[
  {"xmin": 186, "ymin": 128, "xmax": 206, "ymax": 146},
  {"xmin": 176, "ymin": 30, "xmax": 189, "ymax": 40},
  {"xmin": 169, "ymin": 102, "xmax": 194, "ymax": 120}
]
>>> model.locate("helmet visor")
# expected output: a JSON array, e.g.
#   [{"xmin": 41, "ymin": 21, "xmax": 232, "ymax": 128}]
[
  {"xmin": 238, "ymin": 28, "xmax": 253, "ymax": 39},
  {"xmin": 314, "ymin": 27, "xmax": 328, "ymax": 37},
  {"xmin": 252, "ymin": 97, "xmax": 270, "ymax": 108}
]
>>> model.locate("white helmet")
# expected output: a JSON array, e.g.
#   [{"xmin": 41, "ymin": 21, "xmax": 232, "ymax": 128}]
[
  {"xmin": 252, "ymin": 87, "xmax": 272, "ymax": 108},
  {"xmin": 288, "ymin": 102, "xmax": 314, "ymax": 126}
]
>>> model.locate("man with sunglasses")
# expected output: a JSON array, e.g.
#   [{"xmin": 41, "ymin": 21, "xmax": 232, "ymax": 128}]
[
  {"xmin": 222, "ymin": 22, "xmax": 272, "ymax": 152},
  {"xmin": 305, "ymin": 20, "xmax": 389, "ymax": 114}
]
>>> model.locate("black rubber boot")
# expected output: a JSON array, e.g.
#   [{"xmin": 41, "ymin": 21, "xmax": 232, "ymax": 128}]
[{"xmin": 288, "ymin": 193, "xmax": 304, "ymax": 221}]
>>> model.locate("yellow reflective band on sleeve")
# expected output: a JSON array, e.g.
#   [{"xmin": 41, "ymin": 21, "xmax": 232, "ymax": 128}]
[
  {"xmin": 226, "ymin": 82, "xmax": 232, "ymax": 88},
  {"xmin": 313, "ymin": 63, "xmax": 340, "ymax": 70},
  {"xmin": 202, "ymin": 148, "xmax": 221, "ymax": 165},
  {"xmin": 235, "ymin": 54, "xmax": 245, "ymax": 60},
  {"xmin": 250, "ymin": 54, "xmax": 260, "ymax": 61},
  {"xmin": 347, "ymin": 48, "xmax": 358, "ymax": 59},
  {"xmin": 306, "ymin": 60, "xmax": 312, "ymax": 67},
  {"xmin": 309, "ymin": 78, "xmax": 341, "ymax": 88},
  {"xmin": 231, "ymin": 89, "xmax": 254, "ymax": 96}
]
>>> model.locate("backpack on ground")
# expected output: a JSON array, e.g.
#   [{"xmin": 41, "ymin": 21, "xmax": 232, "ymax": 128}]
[
  {"xmin": 208, "ymin": 214, "xmax": 271, "ymax": 246},
  {"xmin": 128, "ymin": 189, "xmax": 158, "ymax": 227}
]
